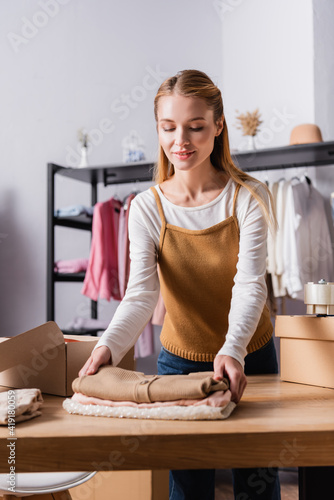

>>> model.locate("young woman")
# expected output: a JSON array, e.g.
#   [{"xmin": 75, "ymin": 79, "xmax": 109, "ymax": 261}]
[{"xmin": 80, "ymin": 70, "xmax": 280, "ymax": 500}]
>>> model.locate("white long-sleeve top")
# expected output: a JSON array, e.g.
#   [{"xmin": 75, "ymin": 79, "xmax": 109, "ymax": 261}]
[{"xmin": 95, "ymin": 179, "xmax": 269, "ymax": 367}]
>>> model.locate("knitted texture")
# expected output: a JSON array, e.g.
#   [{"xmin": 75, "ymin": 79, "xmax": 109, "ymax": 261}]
[
  {"xmin": 63, "ymin": 398, "xmax": 236, "ymax": 421},
  {"xmin": 151, "ymin": 186, "xmax": 273, "ymax": 362},
  {"xmin": 72, "ymin": 366, "xmax": 229, "ymax": 404},
  {"xmin": 0, "ymin": 389, "xmax": 43, "ymax": 425}
]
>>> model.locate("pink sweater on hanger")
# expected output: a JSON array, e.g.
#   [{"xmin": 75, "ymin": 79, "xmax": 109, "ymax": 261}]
[{"xmin": 82, "ymin": 198, "xmax": 122, "ymax": 302}]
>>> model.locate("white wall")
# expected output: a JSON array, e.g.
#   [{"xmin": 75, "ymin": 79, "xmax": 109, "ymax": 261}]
[
  {"xmin": 221, "ymin": 0, "xmax": 314, "ymax": 151},
  {"xmin": 313, "ymin": 0, "xmax": 334, "ymax": 202},
  {"xmin": 220, "ymin": 0, "xmax": 334, "ymax": 364},
  {"xmin": 1, "ymin": 0, "xmax": 333, "ymax": 346},
  {"xmin": 0, "ymin": 0, "xmax": 223, "ymax": 337},
  {"xmin": 220, "ymin": 0, "xmax": 333, "ymax": 209}
]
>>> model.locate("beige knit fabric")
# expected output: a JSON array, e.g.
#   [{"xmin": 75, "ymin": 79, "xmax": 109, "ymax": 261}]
[
  {"xmin": 0, "ymin": 388, "xmax": 43, "ymax": 425},
  {"xmin": 72, "ymin": 366, "xmax": 229, "ymax": 404},
  {"xmin": 150, "ymin": 186, "xmax": 273, "ymax": 362}
]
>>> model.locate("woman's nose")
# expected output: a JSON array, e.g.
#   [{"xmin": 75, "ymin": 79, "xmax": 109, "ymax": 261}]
[{"xmin": 174, "ymin": 128, "xmax": 189, "ymax": 147}]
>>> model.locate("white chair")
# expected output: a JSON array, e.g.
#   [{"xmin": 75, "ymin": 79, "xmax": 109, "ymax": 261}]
[{"xmin": 0, "ymin": 472, "xmax": 96, "ymax": 498}]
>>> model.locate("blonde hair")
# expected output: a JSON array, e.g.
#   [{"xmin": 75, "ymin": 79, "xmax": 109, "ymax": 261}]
[{"xmin": 153, "ymin": 69, "xmax": 276, "ymax": 229}]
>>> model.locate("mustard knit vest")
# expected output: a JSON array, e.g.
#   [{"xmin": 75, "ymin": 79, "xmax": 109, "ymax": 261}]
[{"xmin": 151, "ymin": 185, "xmax": 273, "ymax": 362}]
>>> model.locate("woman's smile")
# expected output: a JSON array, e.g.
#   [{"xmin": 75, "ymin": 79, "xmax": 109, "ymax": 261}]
[
  {"xmin": 157, "ymin": 94, "xmax": 223, "ymax": 173},
  {"xmin": 172, "ymin": 150, "xmax": 195, "ymax": 160}
]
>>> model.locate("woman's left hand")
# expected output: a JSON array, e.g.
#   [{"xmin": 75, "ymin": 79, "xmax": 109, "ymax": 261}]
[{"xmin": 213, "ymin": 354, "xmax": 247, "ymax": 403}]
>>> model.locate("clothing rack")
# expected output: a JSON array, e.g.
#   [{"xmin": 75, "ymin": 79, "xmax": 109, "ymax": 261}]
[
  {"xmin": 47, "ymin": 141, "xmax": 334, "ymax": 329},
  {"xmin": 47, "ymin": 161, "xmax": 155, "ymax": 329}
]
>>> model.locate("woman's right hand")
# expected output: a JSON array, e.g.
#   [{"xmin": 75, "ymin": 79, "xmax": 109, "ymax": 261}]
[{"xmin": 79, "ymin": 345, "xmax": 112, "ymax": 377}]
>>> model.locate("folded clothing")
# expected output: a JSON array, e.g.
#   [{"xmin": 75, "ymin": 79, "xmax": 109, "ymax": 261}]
[
  {"xmin": 0, "ymin": 389, "xmax": 43, "ymax": 425},
  {"xmin": 67, "ymin": 367, "xmax": 235, "ymax": 421},
  {"xmin": 72, "ymin": 366, "xmax": 229, "ymax": 404},
  {"xmin": 54, "ymin": 204, "xmax": 94, "ymax": 217},
  {"xmin": 54, "ymin": 258, "xmax": 89, "ymax": 274},
  {"xmin": 72, "ymin": 389, "xmax": 232, "ymax": 408},
  {"xmin": 63, "ymin": 397, "xmax": 236, "ymax": 421}
]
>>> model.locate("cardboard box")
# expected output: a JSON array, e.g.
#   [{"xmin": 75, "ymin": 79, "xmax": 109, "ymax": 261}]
[
  {"xmin": 0, "ymin": 321, "xmax": 134, "ymax": 396},
  {"xmin": 275, "ymin": 315, "xmax": 334, "ymax": 389}
]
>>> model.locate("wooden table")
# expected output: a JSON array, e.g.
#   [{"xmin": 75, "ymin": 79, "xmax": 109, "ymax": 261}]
[{"xmin": 1, "ymin": 375, "xmax": 334, "ymax": 499}]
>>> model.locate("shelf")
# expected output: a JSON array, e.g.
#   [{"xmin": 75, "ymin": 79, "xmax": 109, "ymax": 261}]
[
  {"xmin": 50, "ymin": 161, "xmax": 155, "ymax": 185},
  {"xmin": 49, "ymin": 142, "xmax": 334, "ymax": 185},
  {"xmin": 54, "ymin": 215, "xmax": 92, "ymax": 230},
  {"xmin": 233, "ymin": 141, "xmax": 334, "ymax": 172},
  {"xmin": 54, "ymin": 272, "xmax": 86, "ymax": 282},
  {"xmin": 47, "ymin": 142, "xmax": 334, "ymax": 323},
  {"xmin": 62, "ymin": 329, "xmax": 99, "ymax": 337}
]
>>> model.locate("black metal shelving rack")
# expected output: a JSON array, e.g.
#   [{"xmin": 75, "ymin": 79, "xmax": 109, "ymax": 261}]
[
  {"xmin": 47, "ymin": 160, "xmax": 155, "ymax": 332},
  {"xmin": 47, "ymin": 141, "xmax": 334, "ymax": 331},
  {"xmin": 234, "ymin": 140, "xmax": 334, "ymax": 171}
]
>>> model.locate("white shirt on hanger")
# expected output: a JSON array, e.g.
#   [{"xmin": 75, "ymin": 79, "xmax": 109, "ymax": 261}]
[{"xmin": 284, "ymin": 177, "xmax": 333, "ymax": 299}]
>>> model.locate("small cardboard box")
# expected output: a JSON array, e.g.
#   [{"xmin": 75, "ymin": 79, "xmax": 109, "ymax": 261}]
[
  {"xmin": 0, "ymin": 322, "xmax": 134, "ymax": 396},
  {"xmin": 275, "ymin": 315, "xmax": 334, "ymax": 389},
  {"xmin": 0, "ymin": 322, "xmax": 98, "ymax": 396}
]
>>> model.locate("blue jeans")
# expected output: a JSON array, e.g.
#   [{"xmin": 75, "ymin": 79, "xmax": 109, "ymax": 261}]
[{"xmin": 157, "ymin": 337, "xmax": 281, "ymax": 500}]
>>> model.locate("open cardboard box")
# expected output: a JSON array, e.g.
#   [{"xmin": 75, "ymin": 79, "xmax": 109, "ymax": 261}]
[
  {"xmin": 275, "ymin": 315, "xmax": 334, "ymax": 389},
  {"xmin": 0, "ymin": 321, "xmax": 134, "ymax": 396}
]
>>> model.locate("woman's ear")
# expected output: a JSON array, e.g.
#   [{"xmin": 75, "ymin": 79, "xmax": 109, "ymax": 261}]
[{"xmin": 215, "ymin": 116, "xmax": 224, "ymax": 136}]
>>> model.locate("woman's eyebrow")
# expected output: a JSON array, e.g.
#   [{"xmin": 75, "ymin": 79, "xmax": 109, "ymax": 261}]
[
  {"xmin": 159, "ymin": 117, "xmax": 207, "ymax": 122},
  {"xmin": 188, "ymin": 117, "xmax": 207, "ymax": 121}
]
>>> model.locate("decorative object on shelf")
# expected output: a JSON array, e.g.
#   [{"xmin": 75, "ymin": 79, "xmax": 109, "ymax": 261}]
[
  {"xmin": 122, "ymin": 130, "xmax": 145, "ymax": 163},
  {"xmin": 289, "ymin": 123, "xmax": 323, "ymax": 145},
  {"xmin": 235, "ymin": 108, "xmax": 262, "ymax": 150},
  {"xmin": 78, "ymin": 128, "xmax": 90, "ymax": 168}
]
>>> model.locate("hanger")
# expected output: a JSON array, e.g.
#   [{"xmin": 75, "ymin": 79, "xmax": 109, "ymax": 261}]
[
  {"xmin": 112, "ymin": 184, "xmax": 120, "ymax": 201},
  {"xmin": 288, "ymin": 165, "xmax": 312, "ymax": 186},
  {"xmin": 262, "ymin": 169, "xmax": 269, "ymax": 186},
  {"xmin": 304, "ymin": 170, "xmax": 312, "ymax": 185},
  {"xmin": 122, "ymin": 180, "xmax": 141, "ymax": 210}
]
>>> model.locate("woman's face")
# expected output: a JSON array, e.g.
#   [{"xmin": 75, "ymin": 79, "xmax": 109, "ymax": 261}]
[{"xmin": 157, "ymin": 94, "xmax": 223, "ymax": 174}]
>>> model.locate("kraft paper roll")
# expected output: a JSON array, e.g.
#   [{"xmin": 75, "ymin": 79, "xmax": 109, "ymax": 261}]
[{"xmin": 304, "ymin": 281, "xmax": 334, "ymax": 315}]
